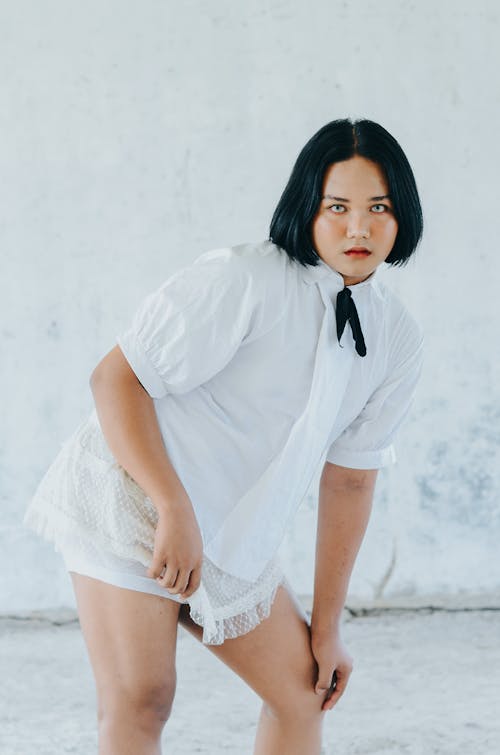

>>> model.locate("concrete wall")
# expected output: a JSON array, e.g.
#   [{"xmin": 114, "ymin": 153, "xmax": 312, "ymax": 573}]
[{"xmin": 2, "ymin": 0, "xmax": 499, "ymax": 612}]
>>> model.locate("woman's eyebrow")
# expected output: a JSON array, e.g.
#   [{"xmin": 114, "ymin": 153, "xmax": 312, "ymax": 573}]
[{"xmin": 323, "ymin": 194, "xmax": 391, "ymax": 201}]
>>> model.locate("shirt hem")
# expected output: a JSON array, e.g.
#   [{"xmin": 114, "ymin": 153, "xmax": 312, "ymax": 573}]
[
  {"xmin": 116, "ymin": 330, "xmax": 167, "ymax": 399},
  {"xmin": 325, "ymin": 444, "xmax": 396, "ymax": 469}
]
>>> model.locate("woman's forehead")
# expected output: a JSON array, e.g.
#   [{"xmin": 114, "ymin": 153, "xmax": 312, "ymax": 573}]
[{"xmin": 321, "ymin": 157, "xmax": 389, "ymax": 197}]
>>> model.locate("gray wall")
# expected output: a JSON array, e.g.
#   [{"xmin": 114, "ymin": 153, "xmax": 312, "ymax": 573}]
[{"xmin": 3, "ymin": 0, "xmax": 499, "ymax": 611}]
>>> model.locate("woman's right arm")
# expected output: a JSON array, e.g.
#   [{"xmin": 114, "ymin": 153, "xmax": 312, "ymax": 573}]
[{"xmin": 89, "ymin": 344, "xmax": 203, "ymax": 599}]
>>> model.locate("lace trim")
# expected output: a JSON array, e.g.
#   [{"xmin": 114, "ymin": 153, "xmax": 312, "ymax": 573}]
[
  {"xmin": 188, "ymin": 576, "xmax": 285, "ymax": 645},
  {"xmin": 24, "ymin": 504, "xmax": 286, "ymax": 646}
]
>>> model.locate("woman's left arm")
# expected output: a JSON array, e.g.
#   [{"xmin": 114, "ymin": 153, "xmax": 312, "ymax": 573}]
[{"xmin": 310, "ymin": 462, "xmax": 378, "ymax": 711}]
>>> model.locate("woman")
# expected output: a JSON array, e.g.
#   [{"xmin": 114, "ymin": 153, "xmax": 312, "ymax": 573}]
[{"xmin": 24, "ymin": 117, "xmax": 424, "ymax": 754}]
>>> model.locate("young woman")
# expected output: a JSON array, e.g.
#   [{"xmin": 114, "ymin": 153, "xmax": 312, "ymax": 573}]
[{"xmin": 24, "ymin": 117, "xmax": 424, "ymax": 754}]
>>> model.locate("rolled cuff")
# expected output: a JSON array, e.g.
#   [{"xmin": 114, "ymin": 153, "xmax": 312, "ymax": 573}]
[
  {"xmin": 325, "ymin": 443, "xmax": 397, "ymax": 470},
  {"xmin": 116, "ymin": 329, "xmax": 167, "ymax": 399}
]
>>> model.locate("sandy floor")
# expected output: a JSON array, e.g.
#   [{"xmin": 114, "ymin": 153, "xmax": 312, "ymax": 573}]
[{"xmin": 1, "ymin": 607, "xmax": 498, "ymax": 754}]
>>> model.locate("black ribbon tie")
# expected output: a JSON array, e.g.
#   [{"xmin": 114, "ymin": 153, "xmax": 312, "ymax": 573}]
[{"xmin": 335, "ymin": 286, "xmax": 367, "ymax": 357}]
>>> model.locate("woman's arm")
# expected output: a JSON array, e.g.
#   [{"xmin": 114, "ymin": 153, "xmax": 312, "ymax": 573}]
[
  {"xmin": 311, "ymin": 463, "xmax": 377, "ymax": 630},
  {"xmin": 89, "ymin": 344, "xmax": 203, "ymax": 598},
  {"xmin": 90, "ymin": 345, "xmax": 190, "ymax": 508},
  {"xmin": 310, "ymin": 462, "xmax": 378, "ymax": 709}
]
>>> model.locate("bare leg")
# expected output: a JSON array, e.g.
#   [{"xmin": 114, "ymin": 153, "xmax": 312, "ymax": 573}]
[
  {"xmin": 70, "ymin": 572, "xmax": 181, "ymax": 755},
  {"xmin": 179, "ymin": 579, "xmax": 326, "ymax": 754}
]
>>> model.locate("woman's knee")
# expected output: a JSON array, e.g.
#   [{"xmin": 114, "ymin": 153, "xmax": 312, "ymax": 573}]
[
  {"xmin": 261, "ymin": 688, "xmax": 326, "ymax": 728},
  {"xmin": 70, "ymin": 573, "xmax": 181, "ymax": 730},
  {"xmin": 97, "ymin": 673, "xmax": 177, "ymax": 729}
]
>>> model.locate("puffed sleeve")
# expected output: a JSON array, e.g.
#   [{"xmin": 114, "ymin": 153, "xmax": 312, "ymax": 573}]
[
  {"xmin": 115, "ymin": 249, "xmax": 256, "ymax": 399},
  {"xmin": 325, "ymin": 324, "xmax": 424, "ymax": 470}
]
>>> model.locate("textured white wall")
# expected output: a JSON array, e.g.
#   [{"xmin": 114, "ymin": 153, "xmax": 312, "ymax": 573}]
[{"xmin": 3, "ymin": 1, "xmax": 499, "ymax": 612}]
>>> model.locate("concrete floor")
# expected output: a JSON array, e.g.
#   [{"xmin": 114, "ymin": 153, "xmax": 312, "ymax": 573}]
[{"xmin": 1, "ymin": 607, "xmax": 499, "ymax": 755}]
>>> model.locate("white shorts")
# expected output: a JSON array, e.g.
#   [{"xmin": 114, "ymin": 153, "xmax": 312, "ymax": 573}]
[
  {"xmin": 60, "ymin": 529, "xmax": 286, "ymax": 645},
  {"xmin": 23, "ymin": 409, "xmax": 286, "ymax": 645}
]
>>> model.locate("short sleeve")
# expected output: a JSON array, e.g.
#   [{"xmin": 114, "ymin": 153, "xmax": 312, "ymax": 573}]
[
  {"xmin": 116, "ymin": 250, "xmax": 256, "ymax": 399},
  {"xmin": 325, "ymin": 326, "xmax": 424, "ymax": 470}
]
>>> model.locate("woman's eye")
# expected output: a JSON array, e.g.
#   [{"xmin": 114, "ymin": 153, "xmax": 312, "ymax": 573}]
[
  {"xmin": 371, "ymin": 204, "xmax": 389, "ymax": 213},
  {"xmin": 329, "ymin": 204, "xmax": 346, "ymax": 213}
]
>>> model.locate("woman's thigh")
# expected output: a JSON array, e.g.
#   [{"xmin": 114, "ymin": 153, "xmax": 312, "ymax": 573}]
[
  {"xmin": 179, "ymin": 578, "xmax": 324, "ymax": 720},
  {"xmin": 70, "ymin": 572, "xmax": 181, "ymax": 715}
]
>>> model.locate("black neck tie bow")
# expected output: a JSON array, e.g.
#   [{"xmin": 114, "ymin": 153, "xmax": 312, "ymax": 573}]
[{"xmin": 336, "ymin": 287, "xmax": 367, "ymax": 357}]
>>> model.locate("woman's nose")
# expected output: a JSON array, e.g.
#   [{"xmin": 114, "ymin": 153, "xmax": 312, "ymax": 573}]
[{"xmin": 346, "ymin": 212, "xmax": 370, "ymax": 239}]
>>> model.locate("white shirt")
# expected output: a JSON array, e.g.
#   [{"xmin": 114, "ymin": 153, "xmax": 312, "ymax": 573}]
[{"xmin": 117, "ymin": 239, "xmax": 424, "ymax": 582}]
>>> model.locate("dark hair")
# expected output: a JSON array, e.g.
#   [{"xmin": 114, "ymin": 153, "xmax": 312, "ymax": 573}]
[{"xmin": 269, "ymin": 118, "xmax": 423, "ymax": 268}]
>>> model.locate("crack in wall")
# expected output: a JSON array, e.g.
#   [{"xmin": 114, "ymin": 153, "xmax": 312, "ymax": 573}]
[{"xmin": 373, "ymin": 536, "xmax": 397, "ymax": 600}]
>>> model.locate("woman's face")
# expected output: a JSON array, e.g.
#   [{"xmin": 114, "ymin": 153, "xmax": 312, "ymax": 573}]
[{"xmin": 311, "ymin": 155, "xmax": 398, "ymax": 286}]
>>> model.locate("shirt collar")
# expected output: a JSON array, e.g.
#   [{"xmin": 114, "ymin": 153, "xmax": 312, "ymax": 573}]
[{"xmin": 299, "ymin": 256, "xmax": 382, "ymax": 293}]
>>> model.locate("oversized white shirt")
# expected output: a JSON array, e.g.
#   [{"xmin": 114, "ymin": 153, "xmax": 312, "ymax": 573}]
[{"xmin": 116, "ymin": 239, "xmax": 424, "ymax": 582}]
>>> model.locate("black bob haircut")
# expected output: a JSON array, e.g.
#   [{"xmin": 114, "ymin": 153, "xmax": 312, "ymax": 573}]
[{"xmin": 269, "ymin": 118, "xmax": 423, "ymax": 268}]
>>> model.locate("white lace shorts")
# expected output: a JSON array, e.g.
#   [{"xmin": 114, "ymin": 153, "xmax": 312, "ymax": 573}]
[
  {"xmin": 61, "ymin": 532, "xmax": 286, "ymax": 646},
  {"xmin": 23, "ymin": 410, "xmax": 287, "ymax": 646}
]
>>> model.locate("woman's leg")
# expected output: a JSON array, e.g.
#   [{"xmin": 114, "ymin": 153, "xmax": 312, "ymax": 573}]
[
  {"xmin": 70, "ymin": 572, "xmax": 181, "ymax": 755},
  {"xmin": 178, "ymin": 579, "xmax": 326, "ymax": 755}
]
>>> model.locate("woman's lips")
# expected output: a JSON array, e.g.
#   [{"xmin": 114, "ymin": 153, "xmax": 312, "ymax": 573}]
[{"xmin": 345, "ymin": 251, "xmax": 371, "ymax": 257}]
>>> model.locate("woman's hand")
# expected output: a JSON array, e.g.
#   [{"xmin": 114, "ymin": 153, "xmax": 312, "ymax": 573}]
[
  {"xmin": 146, "ymin": 499, "xmax": 204, "ymax": 600},
  {"xmin": 310, "ymin": 626, "xmax": 354, "ymax": 711}
]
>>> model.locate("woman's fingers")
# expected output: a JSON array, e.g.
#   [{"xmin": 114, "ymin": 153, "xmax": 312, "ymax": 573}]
[
  {"xmin": 322, "ymin": 666, "xmax": 351, "ymax": 711},
  {"xmin": 179, "ymin": 566, "xmax": 202, "ymax": 599},
  {"xmin": 149, "ymin": 559, "xmax": 203, "ymax": 599},
  {"xmin": 175, "ymin": 569, "xmax": 193, "ymax": 596},
  {"xmin": 156, "ymin": 565, "xmax": 201, "ymax": 597},
  {"xmin": 156, "ymin": 565, "xmax": 179, "ymax": 590},
  {"xmin": 146, "ymin": 557, "xmax": 167, "ymax": 579}
]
